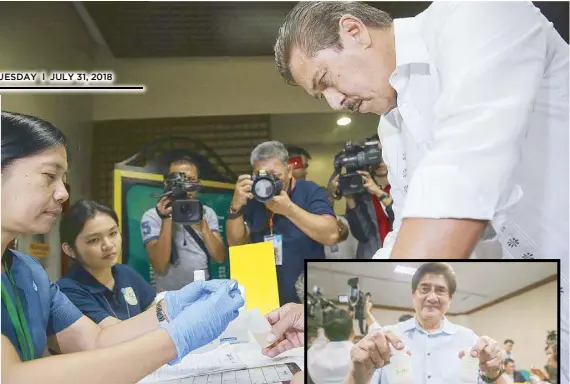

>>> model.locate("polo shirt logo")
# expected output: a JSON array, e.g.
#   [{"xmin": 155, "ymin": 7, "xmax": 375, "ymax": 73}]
[
  {"xmin": 122, "ymin": 287, "xmax": 138, "ymax": 306},
  {"xmin": 32, "ymin": 281, "xmax": 37, "ymax": 291}
]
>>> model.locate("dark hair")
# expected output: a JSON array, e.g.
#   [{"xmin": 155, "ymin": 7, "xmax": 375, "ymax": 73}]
[
  {"xmin": 168, "ymin": 156, "xmax": 199, "ymax": 177},
  {"xmin": 323, "ymin": 308, "xmax": 353, "ymax": 341},
  {"xmin": 398, "ymin": 314, "xmax": 414, "ymax": 322},
  {"xmin": 504, "ymin": 339, "xmax": 514, "ymax": 345},
  {"xmin": 504, "ymin": 358, "xmax": 515, "ymax": 366},
  {"xmin": 60, "ymin": 199, "xmax": 119, "ymax": 247},
  {"xmin": 286, "ymin": 145, "xmax": 312, "ymax": 160},
  {"xmin": 1, "ymin": 111, "xmax": 67, "ymax": 173},
  {"xmin": 411, "ymin": 262, "xmax": 457, "ymax": 296},
  {"xmin": 274, "ymin": 2, "xmax": 392, "ymax": 85}
]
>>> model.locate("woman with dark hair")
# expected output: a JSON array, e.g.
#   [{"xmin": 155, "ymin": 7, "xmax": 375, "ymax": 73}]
[
  {"xmin": 1, "ymin": 111, "xmax": 244, "ymax": 383},
  {"xmin": 57, "ymin": 200, "xmax": 156, "ymax": 327}
]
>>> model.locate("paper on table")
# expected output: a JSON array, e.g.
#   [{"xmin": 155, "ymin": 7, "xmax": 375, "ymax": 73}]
[{"xmin": 138, "ymin": 343, "xmax": 246, "ymax": 383}]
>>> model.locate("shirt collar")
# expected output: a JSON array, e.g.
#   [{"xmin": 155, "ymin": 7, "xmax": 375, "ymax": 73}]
[
  {"xmin": 403, "ymin": 316, "xmax": 458, "ymax": 335},
  {"xmin": 392, "ymin": 14, "xmax": 430, "ymax": 68},
  {"xmin": 66, "ymin": 264, "xmax": 119, "ymax": 295}
]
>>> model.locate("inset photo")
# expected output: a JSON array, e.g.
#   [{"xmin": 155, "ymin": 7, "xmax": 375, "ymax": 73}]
[{"xmin": 306, "ymin": 261, "xmax": 559, "ymax": 384}]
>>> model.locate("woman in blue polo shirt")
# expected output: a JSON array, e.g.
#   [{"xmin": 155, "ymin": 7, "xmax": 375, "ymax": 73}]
[
  {"xmin": 58, "ymin": 200, "xmax": 156, "ymax": 327},
  {"xmin": 1, "ymin": 111, "xmax": 244, "ymax": 382}
]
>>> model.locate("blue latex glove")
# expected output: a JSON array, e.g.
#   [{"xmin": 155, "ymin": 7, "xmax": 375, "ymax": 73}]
[
  {"xmin": 162, "ymin": 282, "xmax": 244, "ymax": 364},
  {"xmin": 164, "ymin": 279, "xmax": 239, "ymax": 320}
]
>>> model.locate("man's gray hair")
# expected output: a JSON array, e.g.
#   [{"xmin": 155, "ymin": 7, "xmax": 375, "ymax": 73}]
[
  {"xmin": 274, "ymin": 2, "xmax": 393, "ymax": 85},
  {"xmin": 250, "ymin": 141, "xmax": 289, "ymax": 166}
]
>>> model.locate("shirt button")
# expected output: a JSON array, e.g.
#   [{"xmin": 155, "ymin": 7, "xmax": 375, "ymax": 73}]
[
  {"xmin": 427, "ymin": 353, "xmax": 431, "ymax": 356},
  {"xmin": 428, "ymin": 376, "xmax": 431, "ymax": 379}
]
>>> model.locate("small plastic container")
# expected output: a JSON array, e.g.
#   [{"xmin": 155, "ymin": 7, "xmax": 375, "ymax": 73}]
[
  {"xmin": 389, "ymin": 348, "xmax": 413, "ymax": 384},
  {"xmin": 249, "ymin": 308, "xmax": 273, "ymax": 348},
  {"xmin": 459, "ymin": 351, "xmax": 480, "ymax": 384}
]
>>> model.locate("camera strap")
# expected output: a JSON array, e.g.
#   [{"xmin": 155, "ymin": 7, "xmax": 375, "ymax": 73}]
[{"xmin": 183, "ymin": 225, "xmax": 212, "ymax": 263}]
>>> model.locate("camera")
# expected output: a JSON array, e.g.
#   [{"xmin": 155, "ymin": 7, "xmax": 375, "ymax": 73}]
[
  {"xmin": 162, "ymin": 172, "xmax": 203, "ymax": 225},
  {"xmin": 251, "ymin": 170, "xmax": 284, "ymax": 202},
  {"xmin": 333, "ymin": 139, "xmax": 383, "ymax": 197},
  {"xmin": 307, "ymin": 286, "xmax": 337, "ymax": 334}
]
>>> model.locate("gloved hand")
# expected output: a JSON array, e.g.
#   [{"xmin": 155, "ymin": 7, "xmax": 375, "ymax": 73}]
[
  {"xmin": 162, "ymin": 282, "xmax": 244, "ymax": 364},
  {"xmin": 164, "ymin": 279, "xmax": 239, "ymax": 320}
]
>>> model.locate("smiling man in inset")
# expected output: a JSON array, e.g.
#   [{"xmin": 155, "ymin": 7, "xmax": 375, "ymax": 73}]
[{"xmin": 347, "ymin": 262, "xmax": 506, "ymax": 384}]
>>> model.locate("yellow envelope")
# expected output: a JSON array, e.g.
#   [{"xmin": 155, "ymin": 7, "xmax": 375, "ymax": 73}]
[{"xmin": 229, "ymin": 241, "xmax": 280, "ymax": 316}]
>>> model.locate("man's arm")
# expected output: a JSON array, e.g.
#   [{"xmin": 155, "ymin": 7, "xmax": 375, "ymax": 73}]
[
  {"xmin": 391, "ymin": 218, "xmax": 486, "ymax": 259},
  {"xmin": 286, "ymin": 205, "xmax": 339, "ymax": 246},
  {"xmin": 3, "ymin": 331, "xmax": 176, "ymax": 384},
  {"xmin": 391, "ymin": 2, "xmax": 548, "ymax": 258},
  {"xmin": 143, "ymin": 212, "xmax": 172, "ymax": 275},
  {"xmin": 226, "ymin": 216, "xmax": 250, "ymax": 246},
  {"xmin": 337, "ymin": 217, "xmax": 350, "ymax": 242}
]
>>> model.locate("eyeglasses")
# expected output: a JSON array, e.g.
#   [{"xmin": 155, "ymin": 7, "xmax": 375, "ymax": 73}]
[{"xmin": 417, "ymin": 284, "xmax": 449, "ymax": 296}]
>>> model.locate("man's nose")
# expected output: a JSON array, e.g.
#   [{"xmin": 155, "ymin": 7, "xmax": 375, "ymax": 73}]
[
  {"xmin": 323, "ymin": 89, "xmax": 345, "ymax": 111},
  {"xmin": 426, "ymin": 291, "xmax": 438, "ymax": 301}
]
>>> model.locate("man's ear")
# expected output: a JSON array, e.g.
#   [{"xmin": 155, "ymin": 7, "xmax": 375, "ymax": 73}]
[
  {"xmin": 338, "ymin": 14, "xmax": 372, "ymax": 48},
  {"xmin": 61, "ymin": 243, "xmax": 76, "ymax": 259}
]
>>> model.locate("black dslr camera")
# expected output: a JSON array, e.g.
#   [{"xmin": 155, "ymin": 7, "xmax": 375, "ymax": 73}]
[
  {"xmin": 251, "ymin": 170, "xmax": 284, "ymax": 202},
  {"xmin": 333, "ymin": 139, "xmax": 383, "ymax": 197},
  {"xmin": 162, "ymin": 172, "xmax": 203, "ymax": 225}
]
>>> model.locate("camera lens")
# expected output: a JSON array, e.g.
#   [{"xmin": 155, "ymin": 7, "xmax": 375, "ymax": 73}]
[{"xmin": 254, "ymin": 179, "xmax": 274, "ymax": 199}]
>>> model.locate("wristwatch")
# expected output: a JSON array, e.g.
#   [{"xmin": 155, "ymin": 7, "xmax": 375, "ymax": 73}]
[
  {"xmin": 155, "ymin": 206, "xmax": 172, "ymax": 220},
  {"xmin": 378, "ymin": 193, "xmax": 389, "ymax": 201},
  {"xmin": 480, "ymin": 366, "xmax": 505, "ymax": 383},
  {"xmin": 227, "ymin": 204, "xmax": 245, "ymax": 220},
  {"xmin": 156, "ymin": 299, "xmax": 169, "ymax": 324}
]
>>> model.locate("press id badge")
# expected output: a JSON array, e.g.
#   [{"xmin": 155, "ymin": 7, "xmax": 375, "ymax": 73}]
[{"xmin": 264, "ymin": 234, "xmax": 283, "ymax": 265}]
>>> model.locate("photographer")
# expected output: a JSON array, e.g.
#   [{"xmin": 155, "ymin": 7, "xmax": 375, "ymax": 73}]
[
  {"xmin": 226, "ymin": 141, "xmax": 339, "ymax": 305},
  {"xmin": 330, "ymin": 157, "xmax": 393, "ymax": 259},
  {"xmin": 141, "ymin": 157, "xmax": 226, "ymax": 292}
]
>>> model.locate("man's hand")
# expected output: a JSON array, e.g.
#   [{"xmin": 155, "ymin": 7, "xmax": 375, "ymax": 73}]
[
  {"xmin": 262, "ymin": 303, "xmax": 304, "ymax": 358},
  {"xmin": 264, "ymin": 191, "xmax": 294, "ymax": 216},
  {"xmin": 461, "ymin": 336, "xmax": 503, "ymax": 377},
  {"xmin": 358, "ymin": 171, "xmax": 385, "ymax": 197},
  {"xmin": 156, "ymin": 196, "xmax": 172, "ymax": 218},
  {"xmin": 350, "ymin": 331, "xmax": 407, "ymax": 382},
  {"xmin": 232, "ymin": 174, "xmax": 254, "ymax": 210},
  {"xmin": 191, "ymin": 217, "xmax": 209, "ymax": 233}
]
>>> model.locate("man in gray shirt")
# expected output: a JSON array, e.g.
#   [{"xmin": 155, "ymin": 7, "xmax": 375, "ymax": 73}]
[{"xmin": 141, "ymin": 157, "xmax": 226, "ymax": 292}]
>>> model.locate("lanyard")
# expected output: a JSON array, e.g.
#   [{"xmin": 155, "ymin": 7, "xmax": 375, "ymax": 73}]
[
  {"xmin": 1, "ymin": 260, "xmax": 34, "ymax": 360},
  {"xmin": 269, "ymin": 213, "xmax": 276, "ymax": 236}
]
